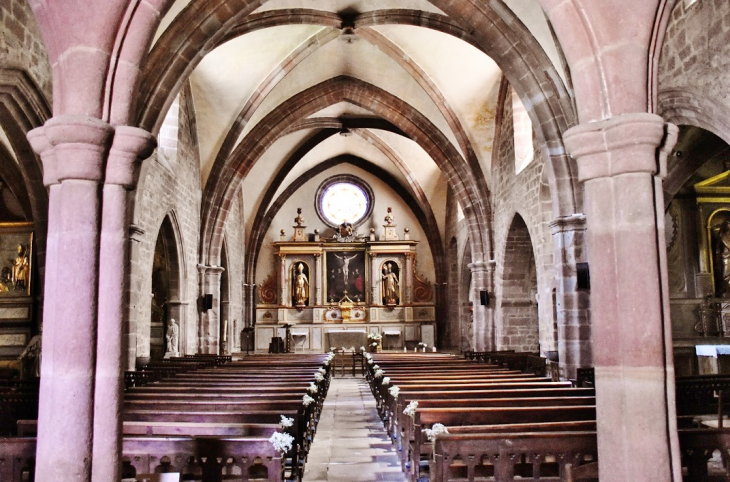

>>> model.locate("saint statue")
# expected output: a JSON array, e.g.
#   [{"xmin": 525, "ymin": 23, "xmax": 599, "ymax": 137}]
[
  {"xmin": 294, "ymin": 207, "xmax": 305, "ymax": 227},
  {"xmin": 382, "ymin": 262, "xmax": 399, "ymax": 305},
  {"xmin": 166, "ymin": 318, "xmax": 179, "ymax": 354},
  {"xmin": 294, "ymin": 263, "xmax": 309, "ymax": 306},
  {"xmin": 715, "ymin": 220, "xmax": 730, "ymax": 296},
  {"xmin": 12, "ymin": 244, "xmax": 29, "ymax": 291},
  {"xmin": 384, "ymin": 207, "xmax": 395, "ymax": 226}
]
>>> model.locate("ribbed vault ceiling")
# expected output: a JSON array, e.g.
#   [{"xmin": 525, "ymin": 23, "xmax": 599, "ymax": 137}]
[{"xmin": 148, "ymin": 0, "xmax": 566, "ymax": 276}]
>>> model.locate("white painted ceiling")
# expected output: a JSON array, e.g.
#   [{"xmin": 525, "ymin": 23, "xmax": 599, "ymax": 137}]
[{"xmin": 153, "ymin": 0, "xmax": 565, "ymax": 264}]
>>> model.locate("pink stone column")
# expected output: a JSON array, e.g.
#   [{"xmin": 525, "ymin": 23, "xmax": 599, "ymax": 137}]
[
  {"xmin": 549, "ymin": 214, "xmax": 591, "ymax": 380},
  {"xmin": 92, "ymin": 126, "xmax": 155, "ymax": 482},
  {"xmin": 25, "ymin": 127, "xmax": 62, "ymax": 477},
  {"xmin": 28, "ymin": 115, "xmax": 114, "ymax": 481},
  {"xmin": 469, "ymin": 260, "xmax": 494, "ymax": 351},
  {"xmin": 198, "ymin": 265, "xmax": 225, "ymax": 354},
  {"xmin": 564, "ymin": 113, "xmax": 681, "ymax": 481}
]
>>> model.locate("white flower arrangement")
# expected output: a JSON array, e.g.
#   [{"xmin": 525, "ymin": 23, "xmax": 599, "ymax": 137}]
[
  {"xmin": 382, "ymin": 377, "xmax": 391, "ymax": 385},
  {"xmin": 367, "ymin": 358, "xmax": 374, "ymax": 365},
  {"xmin": 360, "ymin": 346, "xmax": 366, "ymax": 352},
  {"xmin": 324, "ymin": 359, "xmax": 330, "ymax": 366},
  {"xmin": 424, "ymin": 423, "xmax": 449, "ymax": 442},
  {"xmin": 280, "ymin": 415, "xmax": 294, "ymax": 428},
  {"xmin": 417, "ymin": 342, "xmax": 428, "ymax": 349},
  {"xmin": 330, "ymin": 347, "xmax": 336, "ymax": 351},
  {"xmin": 388, "ymin": 385, "xmax": 400, "ymax": 398},
  {"xmin": 372, "ymin": 364, "xmax": 380, "ymax": 370},
  {"xmin": 307, "ymin": 382, "xmax": 318, "ymax": 393},
  {"xmin": 318, "ymin": 367, "xmax": 326, "ymax": 375},
  {"xmin": 269, "ymin": 431, "xmax": 294, "ymax": 454},
  {"xmin": 374, "ymin": 369, "xmax": 384, "ymax": 379},
  {"xmin": 368, "ymin": 333, "xmax": 383, "ymax": 341},
  {"xmin": 314, "ymin": 372, "xmax": 324, "ymax": 382},
  {"xmin": 403, "ymin": 400, "xmax": 418, "ymax": 418},
  {"xmin": 302, "ymin": 394, "xmax": 315, "ymax": 406}
]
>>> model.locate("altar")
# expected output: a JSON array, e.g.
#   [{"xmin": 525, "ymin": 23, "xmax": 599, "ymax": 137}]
[
  {"xmin": 326, "ymin": 330, "xmax": 367, "ymax": 350},
  {"xmin": 254, "ymin": 206, "xmax": 437, "ymax": 353}
]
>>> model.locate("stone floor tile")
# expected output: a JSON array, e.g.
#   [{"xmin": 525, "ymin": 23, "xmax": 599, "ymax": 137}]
[{"xmin": 303, "ymin": 377, "xmax": 407, "ymax": 481}]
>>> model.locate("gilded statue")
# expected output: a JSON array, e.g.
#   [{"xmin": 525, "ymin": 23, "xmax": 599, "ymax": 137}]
[
  {"xmin": 12, "ymin": 244, "xmax": 29, "ymax": 291},
  {"xmin": 382, "ymin": 262, "xmax": 399, "ymax": 305},
  {"xmin": 294, "ymin": 263, "xmax": 309, "ymax": 306},
  {"xmin": 715, "ymin": 220, "xmax": 730, "ymax": 296}
]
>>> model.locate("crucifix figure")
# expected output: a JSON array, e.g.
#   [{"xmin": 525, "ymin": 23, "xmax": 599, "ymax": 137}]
[{"xmin": 334, "ymin": 253, "xmax": 358, "ymax": 285}]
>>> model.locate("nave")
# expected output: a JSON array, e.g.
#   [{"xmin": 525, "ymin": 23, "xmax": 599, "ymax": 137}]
[
  {"xmin": 303, "ymin": 377, "xmax": 407, "ymax": 482},
  {"xmin": 4, "ymin": 350, "xmax": 730, "ymax": 480}
]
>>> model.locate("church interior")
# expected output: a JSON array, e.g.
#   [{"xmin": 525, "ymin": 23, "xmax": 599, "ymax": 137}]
[{"xmin": 1, "ymin": 0, "xmax": 730, "ymax": 480}]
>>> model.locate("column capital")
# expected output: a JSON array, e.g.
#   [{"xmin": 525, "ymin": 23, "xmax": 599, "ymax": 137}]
[
  {"xmin": 43, "ymin": 115, "xmax": 115, "ymax": 183},
  {"xmin": 564, "ymin": 113, "xmax": 678, "ymax": 182},
  {"xmin": 197, "ymin": 264, "xmax": 226, "ymax": 276},
  {"xmin": 468, "ymin": 260, "xmax": 495, "ymax": 274},
  {"xmin": 105, "ymin": 126, "xmax": 156, "ymax": 189},
  {"xmin": 27, "ymin": 127, "xmax": 59, "ymax": 187},
  {"xmin": 549, "ymin": 213, "xmax": 587, "ymax": 234}
]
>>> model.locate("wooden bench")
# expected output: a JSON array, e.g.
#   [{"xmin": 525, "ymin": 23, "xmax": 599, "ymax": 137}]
[
  {"xmin": 122, "ymin": 436, "xmax": 283, "ymax": 482},
  {"xmin": 409, "ymin": 405, "xmax": 597, "ymax": 480},
  {"xmin": 431, "ymin": 431, "xmax": 598, "ymax": 482}
]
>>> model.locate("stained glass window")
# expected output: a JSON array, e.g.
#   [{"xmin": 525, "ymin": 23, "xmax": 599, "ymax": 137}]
[{"xmin": 319, "ymin": 182, "xmax": 369, "ymax": 226}]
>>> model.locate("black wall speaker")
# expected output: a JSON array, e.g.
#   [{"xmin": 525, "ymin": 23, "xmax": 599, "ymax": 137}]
[
  {"xmin": 203, "ymin": 294, "xmax": 214, "ymax": 310},
  {"xmin": 479, "ymin": 290, "xmax": 490, "ymax": 306},
  {"xmin": 576, "ymin": 263, "xmax": 590, "ymax": 290}
]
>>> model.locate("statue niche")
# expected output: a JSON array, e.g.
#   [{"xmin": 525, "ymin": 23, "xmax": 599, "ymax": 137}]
[
  {"xmin": 711, "ymin": 211, "xmax": 730, "ymax": 297},
  {"xmin": 291, "ymin": 262, "xmax": 310, "ymax": 308},
  {"xmin": 381, "ymin": 261, "xmax": 400, "ymax": 306}
]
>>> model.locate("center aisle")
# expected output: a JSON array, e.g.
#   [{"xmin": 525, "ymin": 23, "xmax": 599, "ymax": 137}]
[{"xmin": 303, "ymin": 376, "xmax": 408, "ymax": 481}]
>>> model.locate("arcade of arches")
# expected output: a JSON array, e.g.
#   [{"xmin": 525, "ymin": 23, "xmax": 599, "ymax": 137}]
[{"xmin": 0, "ymin": 0, "xmax": 729, "ymax": 480}]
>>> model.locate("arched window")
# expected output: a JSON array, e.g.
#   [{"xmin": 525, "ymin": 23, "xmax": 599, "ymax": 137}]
[{"xmin": 512, "ymin": 87, "xmax": 534, "ymax": 174}]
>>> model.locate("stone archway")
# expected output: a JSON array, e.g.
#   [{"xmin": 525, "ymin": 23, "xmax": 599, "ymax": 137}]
[
  {"xmin": 148, "ymin": 214, "xmax": 182, "ymax": 361},
  {"xmin": 498, "ymin": 214, "xmax": 539, "ymax": 352}
]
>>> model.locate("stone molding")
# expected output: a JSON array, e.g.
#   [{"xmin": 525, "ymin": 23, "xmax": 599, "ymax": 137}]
[
  {"xmin": 564, "ymin": 113, "xmax": 678, "ymax": 182},
  {"xmin": 549, "ymin": 213, "xmax": 587, "ymax": 234},
  {"xmin": 105, "ymin": 126, "xmax": 156, "ymax": 189},
  {"xmin": 43, "ymin": 115, "xmax": 114, "ymax": 183},
  {"xmin": 26, "ymin": 127, "xmax": 57, "ymax": 187}
]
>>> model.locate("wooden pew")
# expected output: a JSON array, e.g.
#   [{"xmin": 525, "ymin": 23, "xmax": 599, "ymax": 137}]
[
  {"xmin": 122, "ymin": 436, "xmax": 283, "ymax": 482},
  {"xmin": 431, "ymin": 431, "xmax": 598, "ymax": 482},
  {"xmin": 410, "ymin": 406, "xmax": 597, "ymax": 481}
]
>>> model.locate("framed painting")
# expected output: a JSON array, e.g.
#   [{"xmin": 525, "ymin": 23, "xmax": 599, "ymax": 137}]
[
  {"xmin": 325, "ymin": 250, "xmax": 366, "ymax": 303},
  {"xmin": 0, "ymin": 222, "xmax": 33, "ymax": 298}
]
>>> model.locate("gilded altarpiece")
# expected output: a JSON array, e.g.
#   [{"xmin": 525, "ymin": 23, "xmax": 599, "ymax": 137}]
[
  {"xmin": 255, "ymin": 239, "xmax": 435, "ymax": 353},
  {"xmin": 0, "ymin": 222, "xmax": 35, "ymax": 359}
]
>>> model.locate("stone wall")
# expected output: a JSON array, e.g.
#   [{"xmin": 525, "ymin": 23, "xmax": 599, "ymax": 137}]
[
  {"xmin": 659, "ymin": 0, "xmax": 730, "ymax": 139},
  {"xmin": 223, "ymin": 190, "xmax": 245, "ymax": 351},
  {"xmin": 491, "ymin": 83, "xmax": 557, "ymax": 353},
  {"xmin": 0, "ymin": 0, "xmax": 51, "ymax": 101},
  {"xmin": 444, "ymin": 186, "xmax": 473, "ymax": 350},
  {"xmin": 127, "ymin": 84, "xmax": 247, "ymax": 367}
]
